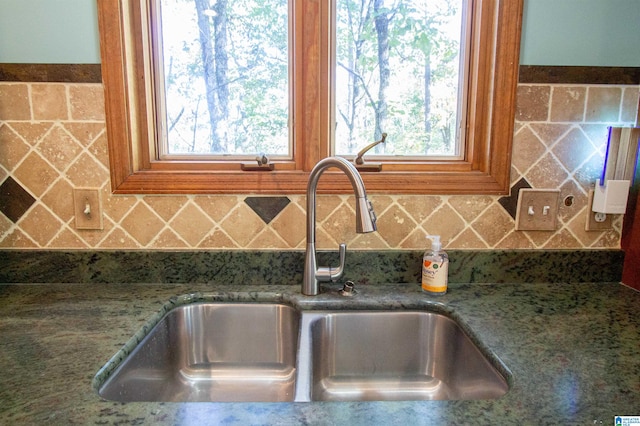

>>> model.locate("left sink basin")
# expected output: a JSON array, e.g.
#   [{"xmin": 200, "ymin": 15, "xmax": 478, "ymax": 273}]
[{"xmin": 98, "ymin": 303, "xmax": 301, "ymax": 402}]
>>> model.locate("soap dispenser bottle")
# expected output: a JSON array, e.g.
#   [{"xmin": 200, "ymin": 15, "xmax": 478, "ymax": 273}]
[{"xmin": 421, "ymin": 235, "xmax": 449, "ymax": 295}]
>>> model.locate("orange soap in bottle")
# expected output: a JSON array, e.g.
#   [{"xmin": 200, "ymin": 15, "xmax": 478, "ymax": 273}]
[{"xmin": 421, "ymin": 235, "xmax": 449, "ymax": 295}]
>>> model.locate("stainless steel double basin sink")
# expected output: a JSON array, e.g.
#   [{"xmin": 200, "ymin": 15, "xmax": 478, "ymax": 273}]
[{"xmin": 96, "ymin": 302, "xmax": 509, "ymax": 403}]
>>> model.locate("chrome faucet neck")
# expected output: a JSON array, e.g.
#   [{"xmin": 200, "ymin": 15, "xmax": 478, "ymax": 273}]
[{"xmin": 302, "ymin": 157, "xmax": 377, "ymax": 296}]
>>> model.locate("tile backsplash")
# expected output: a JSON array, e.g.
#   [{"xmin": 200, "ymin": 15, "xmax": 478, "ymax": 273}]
[{"xmin": 0, "ymin": 82, "xmax": 638, "ymax": 250}]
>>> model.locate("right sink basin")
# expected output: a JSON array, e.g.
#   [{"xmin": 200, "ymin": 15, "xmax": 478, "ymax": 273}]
[{"xmin": 306, "ymin": 310, "xmax": 509, "ymax": 402}]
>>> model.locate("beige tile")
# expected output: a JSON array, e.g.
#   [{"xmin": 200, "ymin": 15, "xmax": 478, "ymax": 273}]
[
  {"xmin": 0, "ymin": 124, "xmax": 31, "ymax": 172},
  {"xmin": 36, "ymin": 125, "xmax": 82, "ymax": 172},
  {"xmin": 620, "ymin": 87, "xmax": 639, "ymax": 123},
  {"xmin": 0, "ymin": 228, "xmax": 37, "ymax": 248},
  {"xmin": 515, "ymin": 85, "xmax": 550, "ymax": 121},
  {"xmin": 0, "ymin": 213, "xmax": 12, "ymax": 236},
  {"xmin": 367, "ymin": 195, "xmax": 394, "ymax": 215},
  {"xmin": 98, "ymin": 227, "xmax": 140, "ymax": 248},
  {"xmin": 543, "ymin": 229, "xmax": 581, "ymax": 249},
  {"xmin": 471, "ymin": 204, "xmax": 514, "ymax": 247},
  {"xmin": 593, "ymin": 228, "xmax": 621, "ymax": 248},
  {"xmin": 198, "ymin": 228, "xmax": 239, "ymax": 249},
  {"xmin": 320, "ymin": 203, "xmax": 359, "ymax": 246},
  {"xmin": 529, "ymin": 123, "xmax": 572, "ymax": 147},
  {"xmin": 369, "ymin": 204, "xmax": 416, "ymax": 248},
  {"xmin": 42, "ymin": 179, "xmax": 74, "ymax": 223},
  {"xmin": 551, "ymin": 127, "xmax": 597, "ymax": 173},
  {"xmin": 270, "ymin": 203, "xmax": 305, "ymax": 248},
  {"xmin": 169, "ymin": 203, "xmax": 213, "ymax": 247},
  {"xmin": 48, "ymin": 228, "xmax": 89, "ymax": 249},
  {"xmin": 69, "ymin": 85, "xmax": 105, "ymax": 120},
  {"xmin": 448, "ymin": 195, "xmax": 495, "ymax": 223},
  {"xmin": 75, "ymin": 216, "xmax": 115, "ymax": 246},
  {"xmin": 120, "ymin": 203, "xmax": 165, "ymax": 246},
  {"xmin": 580, "ymin": 124, "xmax": 611, "ymax": 152},
  {"xmin": 63, "ymin": 122, "xmax": 106, "ymax": 147},
  {"xmin": 19, "ymin": 204, "xmax": 62, "ymax": 246},
  {"xmin": 523, "ymin": 230, "xmax": 555, "ymax": 248},
  {"xmin": 550, "ymin": 86, "xmax": 586, "ymax": 122},
  {"xmin": 510, "ymin": 165, "xmax": 521, "ymax": 186},
  {"xmin": 144, "ymin": 195, "xmax": 188, "ymax": 221},
  {"xmin": 314, "ymin": 195, "xmax": 344, "ymax": 220},
  {"xmin": 247, "ymin": 228, "xmax": 287, "ymax": 249},
  {"xmin": 495, "ymin": 231, "xmax": 535, "ymax": 249},
  {"xmin": 102, "ymin": 189, "xmax": 138, "ymax": 223},
  {"xmin": 586, "ymin": 87, "xmax": 622, "ymax": 122},
  {"xmin": 526, "ymin": 153, "xmax": 569, "ymax": 188},
  {"xmin": 65, "ymin": 152, "xmax": 109, "ymax": 188},
  {"xmin": 219, "ymin": 204, "xmax": 265, "ymax": 247},
  {"xmin": 0, "ymin": 84, "xmax": 30, "ymax": 120},
  {"xmin": 194, "ymin": 195, "xmax": 241, "ymax": 223},
  {"xmin": 31, "ymin": 84, "xmax": 68, "ymax": 120},
  {"xmin": 511, "ymin": 126, "xmax": 547, "ymax": 174},
  {"xmin": 400, "ymin": 227, "xmax": 430, "ymax": 249},
  {"xmin": 572, "ymin": 152, "xmax": 605, "ymax": 189},
  {"xmin": 350, "ymin": 232, "xmax": 388, "ymax": 249},
  {"xmin": 149, "ymin": 229, "xmax": 189, "ymax": 249},
  {"xmin": 396, "ymin": 195, "xmax": 443, "ymax": 224},
  {"xmin": 315, "ymin": 227, "xmax": 338, "ymax": 250},
  {"xmin": 88, "ymin": 132, "xmax": 109, "ymax": 169},
  {"xmin": 447, "ymin": 228, "xmax": 487, "ymax": 249},
  {"xmin": 423, "ymin": 204, "xmax": 466, "ymax": 246},
  {"xmin": 6, "ymin": 122, "xmax": 53, "ymax": 146},
  {"xmin": 13, "ymin": 151, "xmax": 59, "ymax": 197}
]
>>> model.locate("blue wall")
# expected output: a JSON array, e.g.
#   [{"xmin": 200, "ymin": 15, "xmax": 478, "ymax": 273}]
[{"xmin": 0, "ymin": 0, "xmax": 639, "ymax": 66}]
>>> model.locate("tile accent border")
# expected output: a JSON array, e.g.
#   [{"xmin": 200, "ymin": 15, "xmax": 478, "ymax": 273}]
[
  {"xmin": 2, "ymin": 64, "xmax": 639, "ymax": 85},
  {"xmin": 0, "ymin": 249, "xmax": 624, "ymax": 285},
  {"xmin": 519, "ymin": 66, "xmax": 640, "ymax": 85},
  {"xmin": 0, "ymin": 64, "xmax": 102, "ymax": 83}
]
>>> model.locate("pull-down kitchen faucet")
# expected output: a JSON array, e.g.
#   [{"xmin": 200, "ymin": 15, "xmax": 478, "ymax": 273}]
[{"xmin": 302, "ymin": 157, "xmax": 377, "ymax": 296}]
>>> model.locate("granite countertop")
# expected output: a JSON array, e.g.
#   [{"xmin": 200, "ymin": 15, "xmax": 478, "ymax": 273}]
[{"xmin": 1, "ymin": 281, "xmax": 639, "ymax": 425}]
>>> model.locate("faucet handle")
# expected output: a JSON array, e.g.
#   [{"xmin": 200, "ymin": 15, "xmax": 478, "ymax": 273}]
[
  {"xmin": 333, "ymin": 243, "xmax": 346, "ymax": 281},
  {"xmin": 315, "ymin": 243, "xmax": 347, "ymax": 283}
]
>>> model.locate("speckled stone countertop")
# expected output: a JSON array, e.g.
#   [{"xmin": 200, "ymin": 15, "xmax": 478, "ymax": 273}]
[{"xmin": 1, "ymin": 280, "xmax": 638, "ymax": 425}]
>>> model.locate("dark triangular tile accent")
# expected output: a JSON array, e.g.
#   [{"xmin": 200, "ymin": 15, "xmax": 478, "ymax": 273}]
[
  {"xmin": 498, "ymin": 178, "xmax": 531, "ymax": 219},
  {"xmin": 244, "ymin": 196, "xmax": 291, "ymax": 224},
  {"xmin": 0, "ymin": 177, "xmax": 36, "ymax": 223}
]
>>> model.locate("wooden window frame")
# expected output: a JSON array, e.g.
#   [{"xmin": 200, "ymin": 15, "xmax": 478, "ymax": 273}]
[{"xmin": 97, "ymin": 0, "xmax": 523, "ymax": 195}]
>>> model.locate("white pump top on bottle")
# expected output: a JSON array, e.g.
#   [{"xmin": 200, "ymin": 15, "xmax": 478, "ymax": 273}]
[{"xmin": 426, "ymin": 235, "xmax": 442, "ymax": 251}]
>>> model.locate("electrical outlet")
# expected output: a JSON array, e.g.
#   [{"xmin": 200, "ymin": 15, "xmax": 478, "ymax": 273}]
[
  {"xmin": 585, "ymin": 189, "xmax": 612, "ymax": 231},
  {"xmin": 73, "ymin": 188, "xmax": 103, "ymax": 230},
  {"xmin": 515, "ymin": 189, "xmax": 560, "ymax": 231}
]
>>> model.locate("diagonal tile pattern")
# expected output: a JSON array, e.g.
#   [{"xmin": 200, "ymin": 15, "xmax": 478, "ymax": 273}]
[{"xmin": 0, "ymin": 82, "xmax": 637, "ymax": 250}]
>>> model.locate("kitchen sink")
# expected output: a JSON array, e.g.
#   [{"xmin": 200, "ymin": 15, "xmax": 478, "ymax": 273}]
[
  {"xmin": 97, "ymin": 303, "xmax": 300, "ymax": 402},
  {"xmin": 302, "ymin": 311, "xmax": 509, "ymax": 401},
  {"xmin": 96, "ymin": 302, "xmax": 509, "ymax": 403}
]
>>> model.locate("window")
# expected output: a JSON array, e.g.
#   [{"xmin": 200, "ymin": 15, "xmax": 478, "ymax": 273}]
[{"xmin": 97, "ymin": 0, "xmax": 523, "ymax": 194}]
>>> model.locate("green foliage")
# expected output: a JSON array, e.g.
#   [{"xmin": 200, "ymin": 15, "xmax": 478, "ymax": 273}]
[{"xmin": 160, "ymin": 0, "xmax": 462, "ymax": 157}]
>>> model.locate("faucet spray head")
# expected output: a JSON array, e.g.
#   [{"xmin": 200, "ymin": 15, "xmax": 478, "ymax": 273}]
[{"xmin": 355, "ymin": 197, "xmax": 377, "ymax": 233}]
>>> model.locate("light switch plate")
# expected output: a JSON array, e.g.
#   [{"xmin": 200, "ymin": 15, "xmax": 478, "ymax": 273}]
[
  {"xmin": 73, "ymin": 188, "xmax": 103, "ymax": 230},
  {"xmin": 515, "ymin": 189, "xmax": 560, "ymax": 231}
]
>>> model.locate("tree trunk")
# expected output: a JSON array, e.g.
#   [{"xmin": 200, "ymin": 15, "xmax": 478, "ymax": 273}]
[
  {"xmin": 423, "ymin": 50, "xmax": 432, "ymax": 154},
  {"xmin": 212, "ymin": 0, "xmax": 229, "ymax": 149},
  {"xmin": 373, "ymin": 0, "xmax": 390, "ymax": 143},
  {"xmin": 194, "ymin": 0, "xmax": 228, "ymax": 153}
]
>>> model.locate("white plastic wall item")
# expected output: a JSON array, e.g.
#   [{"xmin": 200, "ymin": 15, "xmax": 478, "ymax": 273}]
[{"xmin": 592, "ymin": 179, "xmax": 630, "ymax": 214}]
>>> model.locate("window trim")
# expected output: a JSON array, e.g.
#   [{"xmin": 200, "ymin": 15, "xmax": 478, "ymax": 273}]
[{"xmin": 97, "ymin": 0, "xmax": 523, "ymax": 195}]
